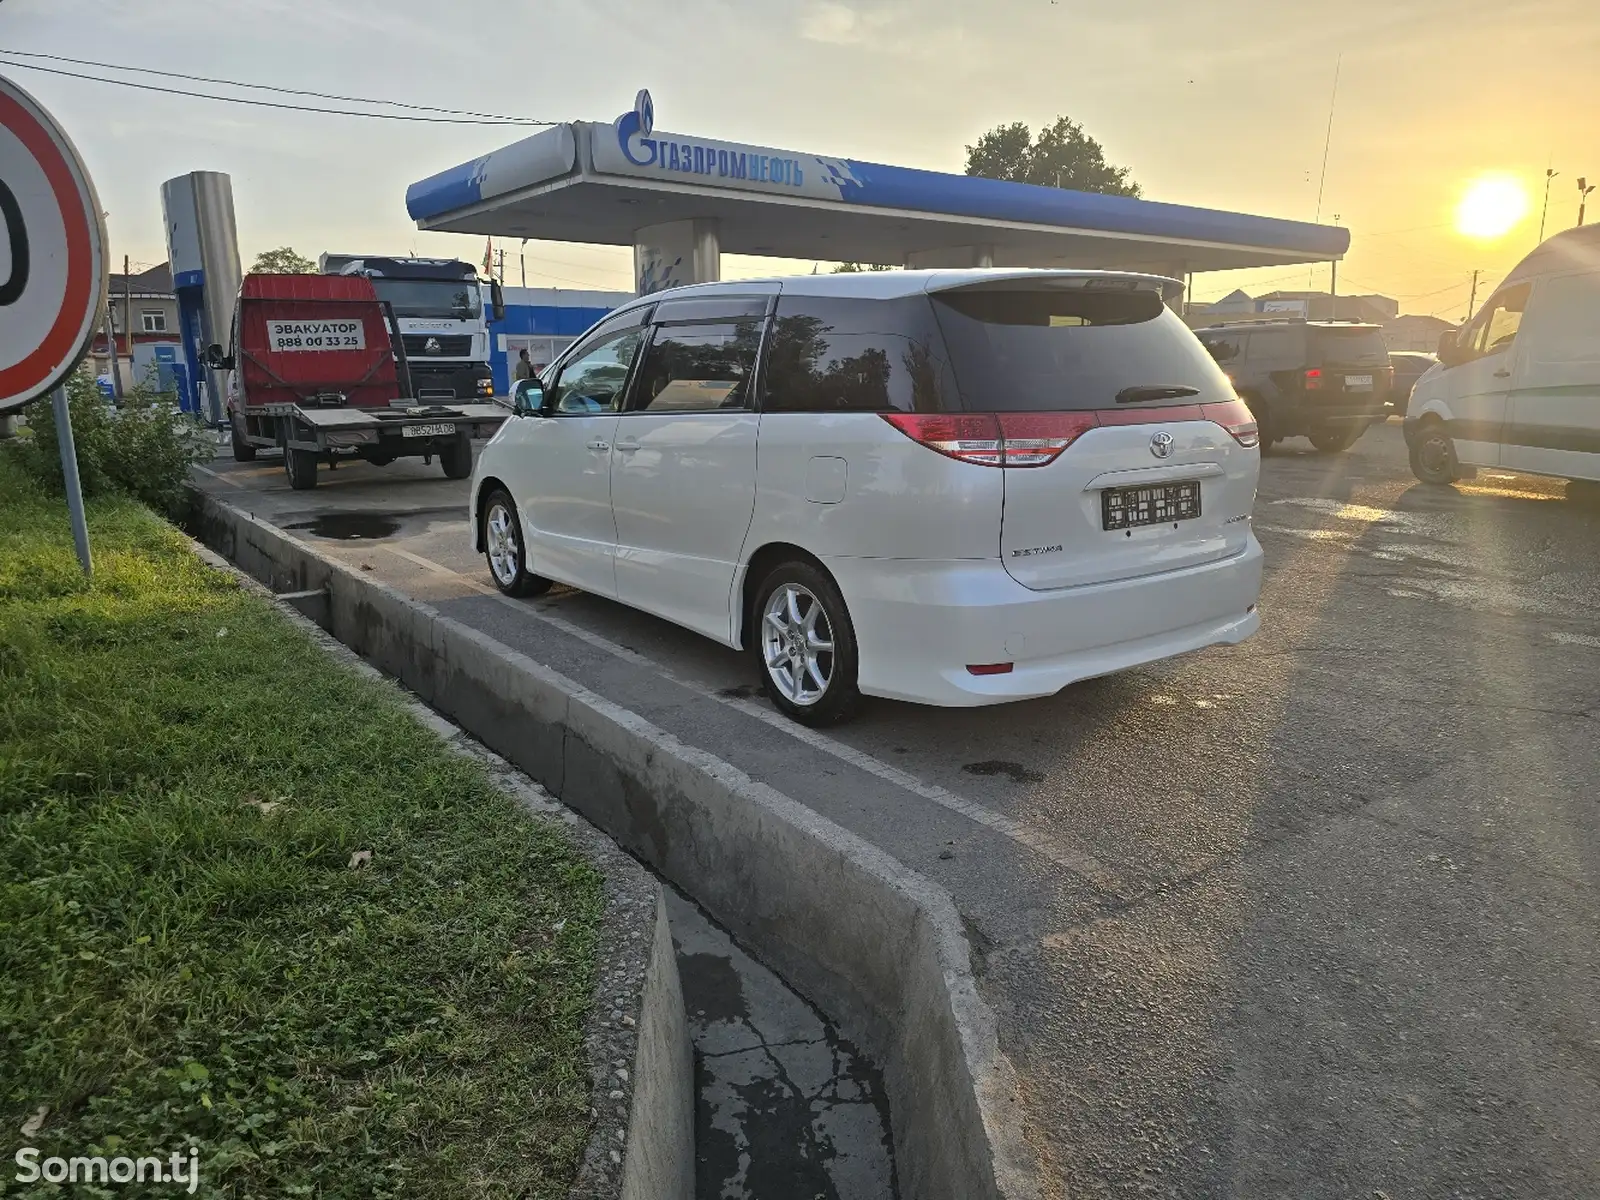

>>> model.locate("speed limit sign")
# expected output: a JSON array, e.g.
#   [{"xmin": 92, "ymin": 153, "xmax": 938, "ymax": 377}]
[{"xmin": 0, "ymin": 74, "xmax": 109, "ymax": 415}]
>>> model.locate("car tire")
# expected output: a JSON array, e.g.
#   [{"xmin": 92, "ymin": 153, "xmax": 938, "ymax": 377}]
[
  {"xmin": 482, "ymin": 489, "xmax": 551, "ymax": 598},
  {"xmin": 1408, "ymin": 419, "xmax": 1459, "ymax": 483},
  {"xmin": 284, "ymin": 446, "xmax": 318, "ymax": 490},
  {"xmin": 1408, "ymin": 420, "xmax": 1460, "ymax": 485},
  {"xmin": 1567, "ymin": 479, "xmax": 1600, "ymax": 506},
  {"xmin": 1308, "ymin": 425, "xmax": 1361, "ymax": 453},
  {"xmin": 750, "ymin": 560, "xmax": 863, "ymax": 726},
  {"xmin": 441, "ymin": 435, "xmax": 473, "ymax": 480},
  {"xmin": 229, "ymin": 414, "xmax": 256, "ymax": 462}
]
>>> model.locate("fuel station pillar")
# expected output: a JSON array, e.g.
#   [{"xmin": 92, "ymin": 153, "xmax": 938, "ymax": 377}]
[{"xmin": 634, "ymin": 218, "xmax": 721, "ymax": 294}]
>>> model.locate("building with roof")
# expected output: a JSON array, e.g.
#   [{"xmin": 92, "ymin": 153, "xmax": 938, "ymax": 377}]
[{"xmin": 89, "ymin": 262, "xmax": 187, "ymax": 395}]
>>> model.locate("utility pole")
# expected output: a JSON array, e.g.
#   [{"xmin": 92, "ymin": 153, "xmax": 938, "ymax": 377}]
[
  {"xmin": 102, "ymin": 303, "xmax": 123, "ymax": 401},
  {"xmin": 520, "ymin": 238, "xmax": 527, "ymax": 288},
  {"xmin": 122, "ymin": 254, "xmax": 132, "ymax": 390},
  {"xmin": 1539, "ymin": 167, "xmax": 1559, "ymax": 242},
  {"xmin": 1466, "ymin": 269, "xmax": 1483, "ymax": 321},
  {"xmin": 1580, "ymin": 177, "xmax": 1596, "ymax": 227}
]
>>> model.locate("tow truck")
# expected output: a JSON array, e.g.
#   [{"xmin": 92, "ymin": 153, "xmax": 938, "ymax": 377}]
[{"xmin": 207, "ymin": 272, "xmax": 506, "ymax": 490}]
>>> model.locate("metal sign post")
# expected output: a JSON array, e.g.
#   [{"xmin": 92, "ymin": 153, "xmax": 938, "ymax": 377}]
[
  {"xmin": 0, "ymin": 74, "xmax": 110, "ymax": 578},
  {"xmin": 50, "ymin": 385, "xmax": 92, "ymax": 575}
]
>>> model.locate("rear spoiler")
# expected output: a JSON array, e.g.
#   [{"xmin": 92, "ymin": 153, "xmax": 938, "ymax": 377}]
[{"xmin": 924, "ymin": 269, "xmax": 1183, "ymax": 305}]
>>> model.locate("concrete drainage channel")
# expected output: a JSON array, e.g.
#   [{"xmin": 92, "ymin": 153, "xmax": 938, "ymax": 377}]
[{"xmin": 190, "ymin": 489, "xmax": 1041, "ymax": 1200}]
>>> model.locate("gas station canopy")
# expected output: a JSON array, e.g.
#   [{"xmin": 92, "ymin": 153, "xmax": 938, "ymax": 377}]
[{"xmin": 407, "ymin": 96, "xmax": 1348, "ymax": 288}]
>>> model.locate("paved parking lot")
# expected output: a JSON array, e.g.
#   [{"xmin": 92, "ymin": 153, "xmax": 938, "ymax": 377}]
[{"xmin": 196, "ymin": 422, "xmax": 1600, "ymax": 1198}]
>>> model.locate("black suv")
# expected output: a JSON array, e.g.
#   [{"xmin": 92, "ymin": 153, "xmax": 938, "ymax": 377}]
[{"xmin": 1195, "ymin": 320, "xmax": 1393, "ymax": 451}]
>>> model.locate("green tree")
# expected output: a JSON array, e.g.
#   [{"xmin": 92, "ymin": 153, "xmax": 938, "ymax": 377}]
[
  {"xmin": 250, "ymin": 246, "xmax": 316, "ymax": 274},
  {"xmin": 965, "ymin": 117, "xmax": 1140, "ymax": 197}
]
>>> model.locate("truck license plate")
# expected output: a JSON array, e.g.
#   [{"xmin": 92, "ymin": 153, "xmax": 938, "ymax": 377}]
[
  {"xmin": 1345, "ymin": 374, "xmax": 1373, "ymax": 390},
  {"xmin": 403, "ymin": 423, "xmax": 457, "ymax": 438},
  {"xmin": 1102, "ymin": 480, "xmax": 1201, "ymax": 531}
]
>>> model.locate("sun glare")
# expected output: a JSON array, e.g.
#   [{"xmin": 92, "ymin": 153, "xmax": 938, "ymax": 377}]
[{"xmin": 1456, "ymin": 175, "xmax": 1530, "ymax": 239}]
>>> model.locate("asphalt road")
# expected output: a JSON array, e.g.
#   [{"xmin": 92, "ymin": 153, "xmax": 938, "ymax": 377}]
[{"xmin": 196, "ymin": 422, "xmax": 1600, "ymax": 1199}]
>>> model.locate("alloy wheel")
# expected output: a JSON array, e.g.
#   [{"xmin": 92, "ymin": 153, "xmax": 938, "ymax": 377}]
[
  {"xmin": 760, "ymin": 583, "xmax": 835, "ymax": 707},
  {"xmin": 486, "ymin": 502, "xmax": 520, "ymax": 587}
]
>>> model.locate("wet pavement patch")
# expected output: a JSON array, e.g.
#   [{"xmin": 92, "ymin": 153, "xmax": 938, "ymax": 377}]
[
  {"xmin": 665, "ymin": 891, "xmax": 897, "ymax": 1200},
  {"xmin": 284, "ymin": 514, "xmax": 401, "ymax": 541},
  {"xmin": 962, "ymin": 759, "xmax": 1045, "ymax": 785}
]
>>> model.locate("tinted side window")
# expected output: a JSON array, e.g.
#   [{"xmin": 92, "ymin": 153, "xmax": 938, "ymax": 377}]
[
  {"xmin": 1245, "ymin": 328, "xmax": 1293, "ymax": 363},
  {"xmin": 761, "ymin": 295, "xmax": 954, "ymax": 413},
  {"xmin": 629, "ymin": 320, "xmax": 764, "ymax": 413},
  {"xmin": 547, "ymin": 327, "xmax": 644, "ymax": 415}
]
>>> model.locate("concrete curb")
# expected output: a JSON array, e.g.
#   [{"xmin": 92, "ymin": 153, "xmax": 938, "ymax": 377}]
[
  {"xmin": 192, "ymin": 489, "xmax": 1042, "ymax": 1200},
  {"xmin": 186, "ymin": 537, "xmax": 693, "ymax": 1200}
]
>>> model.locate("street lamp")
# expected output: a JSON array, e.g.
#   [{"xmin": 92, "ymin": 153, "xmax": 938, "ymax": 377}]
[
  {"xmin": 1580, "ymin": 177, "xmax": 1596, "ymax": 228},
  {"xmin": 1539, "ymin": 168, "xmax": 1559, "ymax": 242}
]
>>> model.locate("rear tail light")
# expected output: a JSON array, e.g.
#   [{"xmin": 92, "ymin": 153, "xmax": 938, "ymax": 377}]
[
  {"xmin": 881, "ymin": 402, "xmax": 1259, "ymax": 465},
  {"xmin": 966, "ymin": 663, "xmax": 1014, "ymax": 676},
  {"xmin": 879, "ymin": 413, "xmax": 1003, "ymax": 466},
  {"xmin": 1200, "ymin": 399, "xmax": 1260, "ymax": 448},
  {"xmin": 880, "ymin": 412, "xmax": 1097, "ymax": 468},
  {"xmin": 1304, "ymin": 368, "xmax": 1324, "ymax": 391},
  {"xmin": 993, "ymin": 413, "xmax": 1099, "ymax": 465}
]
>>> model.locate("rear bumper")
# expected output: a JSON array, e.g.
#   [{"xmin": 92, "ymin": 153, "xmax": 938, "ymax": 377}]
[
  {"xmin": 1274, "ymin": 396, "xmax": 1389, "ymax": 432},
  {"xmin": 827, "ymin": 538, "xmax": 1263, "ymax": 707}
]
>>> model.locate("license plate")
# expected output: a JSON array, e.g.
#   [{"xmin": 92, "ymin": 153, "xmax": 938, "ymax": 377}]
[
  {"xmin": 1102, "ymin": 480, "xmax": 1201, "ymax": 531},
  {"xmin": 403, "ymin": 423, "xmax": 457, "ymax": 438},
  {"xmin": 1345, "ymin": 374, "xmax": 1373, "ymax": 390}
]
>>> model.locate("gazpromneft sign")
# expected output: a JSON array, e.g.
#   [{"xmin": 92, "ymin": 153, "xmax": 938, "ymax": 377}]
[
  {"xmin": 615, "ymin": 111, "xmax": 806, "ymax": 187},
  {"xmin": 590, "ymin": 90, "xmax": 862, "ymax": 203}
]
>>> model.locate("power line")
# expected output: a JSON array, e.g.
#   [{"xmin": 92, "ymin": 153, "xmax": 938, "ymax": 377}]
[
  {"xmin": 3, "ymin": 49, "xmax": 543, "ymax": 123},
  {"xmin": 0, "ymin": 58, "xmax": 553, "ymax": 125}
]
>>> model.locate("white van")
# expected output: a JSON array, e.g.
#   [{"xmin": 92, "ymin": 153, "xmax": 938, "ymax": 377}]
[
  {"xmin": 471, "ymin": 270, "xmax": 1263, "ymax": 725},
  {"xmin": 1406, "ymin": 225, "xmax": 1600, "ymax": 487}
]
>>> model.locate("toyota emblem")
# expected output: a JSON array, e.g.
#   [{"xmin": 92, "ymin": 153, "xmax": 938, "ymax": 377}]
[
  {"xmin": 1150, "ymin": 431, "xmax": 1175, "ymax": 459},
  {"xmin": 424, "ymin": 336, "xmax": 442, "ymax": 354}
]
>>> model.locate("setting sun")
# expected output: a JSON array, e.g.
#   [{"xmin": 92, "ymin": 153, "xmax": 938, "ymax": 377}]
[{"xmin": 1456, "ymin": 175, "xmax": 1531, "ymax": 238}]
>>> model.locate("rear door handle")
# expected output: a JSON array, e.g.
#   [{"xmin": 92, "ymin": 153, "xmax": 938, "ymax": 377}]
[
  {"xmin": 614, "ymin": 440, "xmax": 641, "ymax": 453},
  {"xmin": 586, "ymin": 439, "xmax": 610, "ymax": 451},
  {"xmin": 1493, "ymin": 369, "xmax": 1511, "ymax": 378}
]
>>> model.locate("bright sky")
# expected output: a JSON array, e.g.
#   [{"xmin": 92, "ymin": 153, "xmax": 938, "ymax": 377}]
[{"xmin": 5, "ymin": 0, "xmax": 1597, "ymax": 318}]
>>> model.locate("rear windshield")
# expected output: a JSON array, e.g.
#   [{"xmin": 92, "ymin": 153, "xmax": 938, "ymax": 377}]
[
  {"xmin": 1311, "ymin": 326, "xmax": 1389, "ymax": 367},
  {"xmin": 931, "ymin": 287, "xmax": 1233, "ymax": 412}
]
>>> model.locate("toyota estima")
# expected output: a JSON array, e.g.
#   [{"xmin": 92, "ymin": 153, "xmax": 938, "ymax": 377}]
[{"xmin": 471, "ymin": 270, "xmax": 1263, "ymax": 725}]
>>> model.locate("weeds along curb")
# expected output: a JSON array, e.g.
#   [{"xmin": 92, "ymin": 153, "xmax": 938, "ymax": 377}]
[
  {"xmin": 187, "ymin": 539, "xmax": 693, "ymax": 1200},
  {"xmin": 191, "ymin": 488, "xmax": 1042, "ymax": 1200}
]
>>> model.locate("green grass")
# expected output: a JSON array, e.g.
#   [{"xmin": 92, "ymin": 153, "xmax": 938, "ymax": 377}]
[{"xmin": 0, "ymin": 457, "xmax": 605, "ymax": 1198}]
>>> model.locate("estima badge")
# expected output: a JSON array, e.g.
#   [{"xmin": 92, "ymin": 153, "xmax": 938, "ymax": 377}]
[{"xmin": 1150, "ymin": 431, "xmax": 1175, "ymax": 459}]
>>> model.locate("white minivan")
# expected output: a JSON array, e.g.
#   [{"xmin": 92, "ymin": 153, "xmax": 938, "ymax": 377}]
[
  {"xmin": 1407, "ymin": 224, "xmax": 1600, "ymax": 488},
  {"xmin": 470, "ymin": 270, "xmax": 1264, "ymax": 724}
]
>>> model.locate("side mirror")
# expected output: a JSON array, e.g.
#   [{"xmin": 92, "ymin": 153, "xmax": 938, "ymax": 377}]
[
  {"xmin": 202, "ymin": 343, "xmax": 232, "ymax": 370},
  {"xmin": 489, "ymin": 279, "xmax": 506, "ymax": 323},
  {"xmin": 513, "ymin": 381, "xmax": 545, "ymax": 416},
  {"xmin": 1436, "ymin": 330, "xmax": 1461, "ymax": 367}
]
